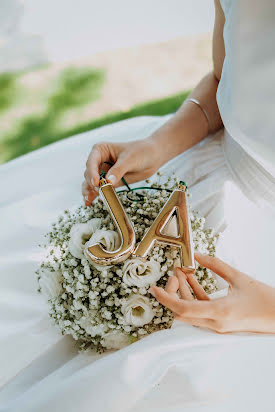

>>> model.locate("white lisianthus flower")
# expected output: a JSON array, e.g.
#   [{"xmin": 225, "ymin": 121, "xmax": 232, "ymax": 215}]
[
  {"xmin": 68, "ymin": 218, "xmax": 101, "ymax": 259},
  {"xmin": 84, "ymin": 229, "xmax": 120, "ymax": 270},
  {"xmin": 122, "ymin": 258, "xmax": 161, "ymax": 287},
  {"xmin": 40, "ymin": 269, "xmax": 62, "ymax": 300},
  {"xmin": 103, "ymin": 330, "xmax": 129, "ymax": 350},
  {"xmin": 121, "ymin": 295, "xmax": 154, "ymax": 327},
  {"xmin": 86, "ymin": 229, "xmax": 120, "ymax": 251}
]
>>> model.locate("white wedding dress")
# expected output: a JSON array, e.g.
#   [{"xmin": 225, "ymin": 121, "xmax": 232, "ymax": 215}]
[{"xmin": 1, "ymin": 1, "xmax": 275, "ymax": 411}]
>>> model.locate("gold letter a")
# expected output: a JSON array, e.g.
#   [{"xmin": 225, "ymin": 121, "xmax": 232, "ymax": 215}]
[{"xmin": 134, "ymin": 184, "xmax": 195, "ymax": 272}]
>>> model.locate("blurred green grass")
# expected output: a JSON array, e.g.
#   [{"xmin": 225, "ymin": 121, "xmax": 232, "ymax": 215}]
[
  {"xmin": 0, "ymin": 66, "xmax": 189, "ymax": 164},
  {"xmin": 0, "ymin": 73, "xmax": 18, "ymax": 111},
  {"xmin": 58, "ymin": 90, "xmax": 189, "ymax": 137}
]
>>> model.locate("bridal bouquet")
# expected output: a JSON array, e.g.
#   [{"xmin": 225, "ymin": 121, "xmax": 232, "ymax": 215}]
[{"xmin": 36, "ymin": 175, "xmax": 218, "ymax": 351}]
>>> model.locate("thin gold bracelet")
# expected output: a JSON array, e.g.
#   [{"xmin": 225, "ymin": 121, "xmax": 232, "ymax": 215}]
[{"xmin": 185, "ymin": 97, "xmax": 211, "ymax": 133}]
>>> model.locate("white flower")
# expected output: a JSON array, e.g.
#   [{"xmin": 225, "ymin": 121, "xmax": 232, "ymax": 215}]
[
  {"xmin": 86, "ymin": 228, "xmax": 120, "ymax": 252},
  {"xmin": 84, "ymin": 229, "xmax": 120, "ymax": 270},
  {"xmin": 103, "ymin": 330, "xmax": 129, "ymax": 350},
  {"xmin": 39, "ymin": 269, "xmax": 62, "ymax": 300},
  {"xmin": 122, "ymin": 258, "xmax": 161, "ymax": 287},
  {"xmin": 68, "ymin": 218, "xmax": 101, "ymax": 259},
  {"xmin": 121, "ymin": 295, "xmax": 154, "ymax": 327}
]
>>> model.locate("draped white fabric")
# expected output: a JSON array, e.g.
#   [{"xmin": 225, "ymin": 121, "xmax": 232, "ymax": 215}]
[
  {"xmin": 0, "ymin": 115, "xmax": 275, "ymax": 411},
  {"xmin": 218, "ymin": 0, "xmax": 275, "ymax": 176}
]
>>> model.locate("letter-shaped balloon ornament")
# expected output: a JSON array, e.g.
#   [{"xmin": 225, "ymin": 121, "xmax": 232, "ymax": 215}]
[
  {"xmin": 86, "ymin": 177, "xmax": 136, "ymax": 265},
  {"xmin": 134, "ymin": 182, "xmax": 195, "ymax": 273}
]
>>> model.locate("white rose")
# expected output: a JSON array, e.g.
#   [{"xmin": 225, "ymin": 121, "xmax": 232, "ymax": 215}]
[
  {"xmin": 122, "ymin": 258, "xmax": 161, "ymax": 287},
  {"xmin": 40, "ymin": 269, "xmax": 62, "ymax": 300},
  {"xmin": 84, "ymin": 229, "xmax": 120, "ymax": 271},
  {"xmin": 68, "ymin": 218, "xmax": 101, "ymax": 259},
  {"xmin": 102, "ymin": 330, "xmax": 129, "ymax": 350},
  {"xmin": 86, "ymin": 228, "xmax": 120, "ymax": 251},
  {"xmin": 121, "ymin": 295, "xmax": 154, "ymax": 327}
]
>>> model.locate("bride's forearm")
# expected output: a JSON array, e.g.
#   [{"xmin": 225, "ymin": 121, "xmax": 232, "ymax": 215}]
[{"xmin": 147, "ymin": 72, "xmax": 223, "ymax": 166}]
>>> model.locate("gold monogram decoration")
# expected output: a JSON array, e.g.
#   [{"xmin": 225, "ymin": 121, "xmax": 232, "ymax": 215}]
[{"xmin": 86, "ymin": 178, "xmax": 195, "ymax": 272}]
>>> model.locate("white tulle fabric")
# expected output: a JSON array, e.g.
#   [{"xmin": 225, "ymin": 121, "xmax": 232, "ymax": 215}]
[{"xmin": 0, "ymin": 113, "xmax": 275, "ymax": 412}]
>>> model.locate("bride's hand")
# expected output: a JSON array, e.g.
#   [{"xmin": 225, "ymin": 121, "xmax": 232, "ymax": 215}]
[
  {"xmin": 149, "ymin": 253, "xmax": 275, "ymax": 334},
  {"xmin": 82, "ymin": 139, "xmax": 160, "ymax": 205}
]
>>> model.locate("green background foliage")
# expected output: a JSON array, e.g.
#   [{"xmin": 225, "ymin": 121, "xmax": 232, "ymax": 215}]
[{"xmin": 0, "ymin": 66, "xmax": 189, "ymax": 164}]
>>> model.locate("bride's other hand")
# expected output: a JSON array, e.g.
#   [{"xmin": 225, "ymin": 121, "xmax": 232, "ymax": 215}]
[
  {"xmin": 149, "ymin": 253, "xmax": 275, "ymax": 334},
  {"xmin": 82, "ymin": 139, "xmax": 160, "ymax": 205}
]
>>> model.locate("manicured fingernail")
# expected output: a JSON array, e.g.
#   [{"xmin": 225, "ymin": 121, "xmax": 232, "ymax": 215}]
[
  {"xmin": 107, "ymin": 175, "xmax": 116, "ymax": 185},
  {"xmin": 91, "ymin": 178, "xmax": 94, "ymax": 186},
  {"xmin": 148, "ymin": 287, "xmax": 156, "ymax": 297},
  {"xmin": 84, "ymin": 195, "xmax": 89, "ymax": 201},
  {"xmin": 174, "ymin": 267, "xmax": 186, "ymax": 276},
  {"xmin": 94, "ymin": 186, "xmax": 99, "ymax": 192}
]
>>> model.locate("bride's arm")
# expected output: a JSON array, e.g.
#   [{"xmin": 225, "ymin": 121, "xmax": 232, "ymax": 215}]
[
  {"xmin": 83, "ymin": 0, "xmax": 225, "ymax": 203},
  {"xmin": 147, "ymin": 0, "xmax": 225, "ymax": 165}
]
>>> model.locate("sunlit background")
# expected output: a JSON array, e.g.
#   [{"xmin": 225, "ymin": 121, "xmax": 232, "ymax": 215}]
[{"xmin": 0, "ymin": 0, "xmax": 214, "ymax": 164}]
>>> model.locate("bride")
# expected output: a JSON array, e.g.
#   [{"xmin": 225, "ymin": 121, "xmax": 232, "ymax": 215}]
[{"xmin": 0, "ymin": 0, "xmax": 275, "ymax": 411}]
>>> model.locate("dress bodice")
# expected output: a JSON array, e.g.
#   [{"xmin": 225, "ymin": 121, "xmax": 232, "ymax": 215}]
[{"xmin": 217, "ymin": 0, "xmax": 275, "ymax": 179}]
